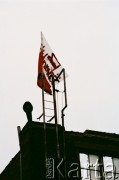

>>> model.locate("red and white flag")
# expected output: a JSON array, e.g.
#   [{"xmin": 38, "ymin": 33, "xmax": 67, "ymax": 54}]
[{"xmin": 37, "ymin": 33, "xmax": 66, "ymax": 95}]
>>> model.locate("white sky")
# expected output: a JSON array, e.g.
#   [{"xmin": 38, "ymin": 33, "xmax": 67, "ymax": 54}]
[{"xmin": 0, "ymin": 0, "xmax": 119, "ymax": 173}]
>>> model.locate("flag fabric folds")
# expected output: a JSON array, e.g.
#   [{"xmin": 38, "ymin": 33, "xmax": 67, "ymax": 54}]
[{"xmin": 37, "ymin": 33, "xmax": 65, "ymax": 95}]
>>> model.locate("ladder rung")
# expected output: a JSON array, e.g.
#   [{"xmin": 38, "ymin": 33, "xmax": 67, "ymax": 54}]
[
  {"xmin": 44, "ymin": 100, "xmax": 54, "ymax": 103},
  {"xmin": 45, "ymin": 108, "xmax": 54, "ymax": 110},
  {"xmin": 44, "ymin": 92, "xmax": 51, "ymax": 95},
  {"xmin": 45, "ymin": 115, "xmax": 53, "ymax": 117}
]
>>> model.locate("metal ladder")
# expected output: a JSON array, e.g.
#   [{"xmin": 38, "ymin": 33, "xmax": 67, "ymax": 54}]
[
  {"xmin": 44, "ymin": 92, "xmax": 55, "ymax": 123},
  {"xmin": 37, "ymin": 69, "xmax": 67, "ymax": 179}
]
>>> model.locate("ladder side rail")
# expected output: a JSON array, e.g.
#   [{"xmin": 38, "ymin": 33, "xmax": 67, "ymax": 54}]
[
  {"xmin": 57, "ymin": 68, "xmax": 67, "ymax": 179},
  {"xmin": 52, "ymin": 75, "xmax": 61, "ymax": 179}
]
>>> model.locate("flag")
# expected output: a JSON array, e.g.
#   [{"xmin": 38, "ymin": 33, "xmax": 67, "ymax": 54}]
[{"xmin": 37, "ymin": 33, "xmax": 66, "ymax": 95}]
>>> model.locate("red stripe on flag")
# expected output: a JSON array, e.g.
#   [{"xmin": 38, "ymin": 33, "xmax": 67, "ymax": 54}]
[{"xmin": 37, "ymin": 48, "xmax": 52, "ymax": 95}]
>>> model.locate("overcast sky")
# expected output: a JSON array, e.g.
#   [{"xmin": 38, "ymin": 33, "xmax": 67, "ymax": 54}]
[{"xmin": 0, "ymin": 0, "xmax": 119, "ymax": 173}]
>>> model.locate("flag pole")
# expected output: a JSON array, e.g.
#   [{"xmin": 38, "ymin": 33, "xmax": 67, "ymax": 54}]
[
  {"xmin": 41, "ymin": 33, "xmax": 48, "ymax": 178},
  {"xmin": 41, "ymin": 72, "xmax": 48, "ymax": 178}
]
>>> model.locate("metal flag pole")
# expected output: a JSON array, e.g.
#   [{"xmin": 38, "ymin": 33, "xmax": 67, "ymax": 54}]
[
  {"xmin": 17, "ymin": 126, "xmax": 22, "ymax": 180},
  {"xmin": 41, "ymin": 72, "xmax": 48, "ymax": 179}
]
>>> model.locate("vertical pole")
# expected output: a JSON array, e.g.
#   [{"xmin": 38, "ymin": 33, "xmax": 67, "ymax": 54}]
[
  {"xmin": 52, "ymin": 75, "xmax": 60, "ymax": 179},
  {"xmin": 17, "ymin": 126, "xmax": 22, "ymax": 180},
  {"xmin": 42, "ymin": 72, "xmax": 47, "ymax": 179},
  {"xmin": 62, "ymin": 69, "xmax": 67, "ymax": 179},
  {"xmin": 62, "ymin": 69, "xmax": 67, "ymax": 127}
]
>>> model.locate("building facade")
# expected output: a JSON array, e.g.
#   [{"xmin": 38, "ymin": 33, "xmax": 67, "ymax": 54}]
[{"xmin": 1, "ymin": 121, "xmax": 119, "ymax": 179}]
